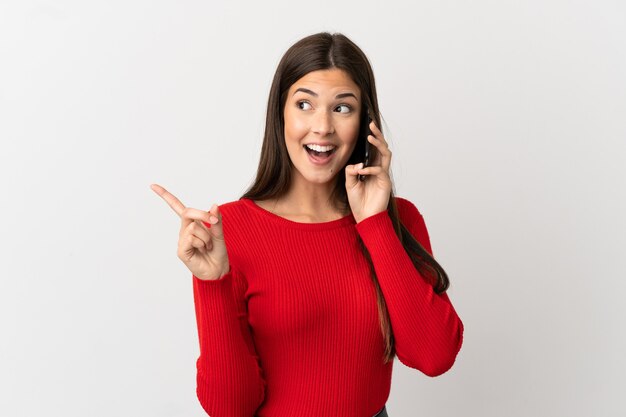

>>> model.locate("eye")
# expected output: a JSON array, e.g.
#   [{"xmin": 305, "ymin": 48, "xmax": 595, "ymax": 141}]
[
  {"xmin": 297, "ymin": 100, "xmax": 312, "ymax": 110},
  {"xmin": 335, "ymin": 104, "xmax": 352, "ymax": 114}
]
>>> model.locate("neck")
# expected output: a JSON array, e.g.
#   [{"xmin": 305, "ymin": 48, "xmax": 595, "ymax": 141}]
[{"xmin": 277, "ymin": 175, "xmax": 344, "ymax": 216}]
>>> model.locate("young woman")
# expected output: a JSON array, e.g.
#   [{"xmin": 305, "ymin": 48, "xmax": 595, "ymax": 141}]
[{"xmin": 151, "ymin": 32, "xmax": 464, "ymax": 417}]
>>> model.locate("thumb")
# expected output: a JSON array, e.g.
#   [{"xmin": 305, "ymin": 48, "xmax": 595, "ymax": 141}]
[{"xmin": 206, "ymin": 204, "xmax": 224, "ymax": 236}]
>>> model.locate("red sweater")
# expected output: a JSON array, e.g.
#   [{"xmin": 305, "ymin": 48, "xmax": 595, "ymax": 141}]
[{"xmin": 192, "ymin": 196, "xmax": 464, "ymax": 417}]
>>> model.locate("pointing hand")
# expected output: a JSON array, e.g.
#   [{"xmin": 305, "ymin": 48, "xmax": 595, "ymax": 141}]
[{"xmin": 150, "ymin": 184, "xmax": 230, "ymax": 281}]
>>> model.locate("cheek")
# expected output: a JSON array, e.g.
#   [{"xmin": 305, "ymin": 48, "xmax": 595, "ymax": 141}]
[
  {"xmin": 340, "ymin": 121, "xmax": 361, "ymax": 145},
  {"xmin": 284, "ymin": 108, "xmax": 307, "ymax": 140}
]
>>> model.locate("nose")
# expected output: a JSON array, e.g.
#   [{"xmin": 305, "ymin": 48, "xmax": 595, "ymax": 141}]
[{"xmin": 312, "ymin": 110, "xmax": 335, "ymax": 136}]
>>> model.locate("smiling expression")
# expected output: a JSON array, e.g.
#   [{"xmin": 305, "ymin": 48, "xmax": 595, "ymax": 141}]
[{"xmin": 283, "ymin": 68, "xmax": 362, "ymax": 185}]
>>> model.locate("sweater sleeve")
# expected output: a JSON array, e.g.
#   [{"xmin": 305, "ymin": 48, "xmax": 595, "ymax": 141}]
[
  {"xmin": 192, "ymin": 268, "xmax": 266, "ymax": 416},
  {"xmin": 354, "ymin": 198, "xmax": 464, "ymax": 377}
]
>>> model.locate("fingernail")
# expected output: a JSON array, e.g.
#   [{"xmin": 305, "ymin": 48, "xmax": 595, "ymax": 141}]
[
  {"xmin": 209, "ymin": 215, "xmax": 218, "ymax": 224},
  {"xmin": 357, "ymin": 163, "xmax": 364, "ymax": 169}
]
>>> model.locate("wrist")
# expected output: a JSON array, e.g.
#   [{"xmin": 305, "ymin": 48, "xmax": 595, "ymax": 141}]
[{"xmin": 218, "ymin": 265, "xmax": 231, "ymax": 279}]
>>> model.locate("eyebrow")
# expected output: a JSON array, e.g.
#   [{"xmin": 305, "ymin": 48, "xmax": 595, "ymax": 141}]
[{"xmin": 293, "ymin": 87, "xmax": 358, "ymax": 100}]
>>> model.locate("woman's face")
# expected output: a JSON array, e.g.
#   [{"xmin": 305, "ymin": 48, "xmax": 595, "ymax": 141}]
[{"xmin": 283, "ymin": 68, "xmax": 361, "ymax": 186}]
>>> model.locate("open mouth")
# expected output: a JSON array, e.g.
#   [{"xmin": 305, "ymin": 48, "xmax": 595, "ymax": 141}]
[{"xmin": 303, "ymin": 145, "xmax": 337, "ymax": 159}]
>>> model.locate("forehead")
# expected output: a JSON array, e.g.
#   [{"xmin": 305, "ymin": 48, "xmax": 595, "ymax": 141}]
[{"xmin": 289, "ymin": 68, "xmax": 360, "ymax": 97}]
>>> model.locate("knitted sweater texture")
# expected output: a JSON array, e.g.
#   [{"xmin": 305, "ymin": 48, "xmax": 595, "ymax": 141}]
[{"xmin": 192, "ymin": 196, "xmax": 464, "ymax": 417}]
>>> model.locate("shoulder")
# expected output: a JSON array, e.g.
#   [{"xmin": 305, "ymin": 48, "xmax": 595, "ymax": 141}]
[
  {"xmin": 394, "ymin": 196, "xmax": 432, "ymax": 254},
  {"xmin": 394, "ymin": 196, "xmax": 423, "ymax": 222},
  {"xmin": 213, "ymin": 198, "xmax": 250, "ymax": 226},
  {"xmin": 212, "ymin": 199, "xmax": 252, "ymax": 257},
  {"xmin": 217, "ymin": 198, "xmax": 250, "ymax": 214}
]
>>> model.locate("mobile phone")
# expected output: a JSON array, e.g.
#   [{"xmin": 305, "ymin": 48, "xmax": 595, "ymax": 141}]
[{"xmin": 358, "ymin": 108, "xmax": 372, "ymax": 182}]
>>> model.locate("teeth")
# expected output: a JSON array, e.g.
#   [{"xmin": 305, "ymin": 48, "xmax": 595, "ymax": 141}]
[{"xmin": 305, "ymin": 144, "xmax": 336, "ymax": 152}]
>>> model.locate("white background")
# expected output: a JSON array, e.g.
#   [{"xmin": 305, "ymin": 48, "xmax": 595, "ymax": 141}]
[{"xmin": 1, "ymin": 1, "xmax": 625, "ymax": 416}]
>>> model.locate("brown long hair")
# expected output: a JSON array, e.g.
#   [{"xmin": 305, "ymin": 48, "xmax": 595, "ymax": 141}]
[{"xmin": 240, "ymin": 32, "xmax": 450, "ymax": 363}]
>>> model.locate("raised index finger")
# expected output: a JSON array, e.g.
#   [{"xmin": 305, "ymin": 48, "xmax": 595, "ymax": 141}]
[{"xmin": 150, "ymin": 183, "xmax": 186, "ymax": 217}]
